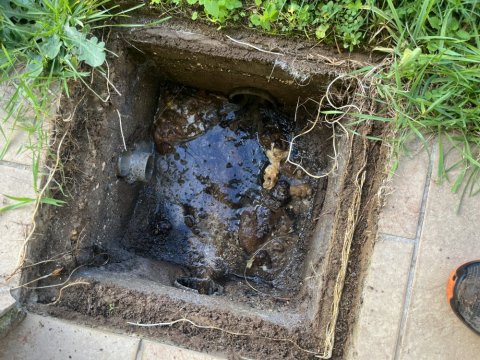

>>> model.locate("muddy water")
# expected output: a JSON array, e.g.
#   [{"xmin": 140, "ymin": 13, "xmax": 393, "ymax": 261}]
[{"xmin": 123, "ymin": 86, "xmax": 324, "ymax": 297}]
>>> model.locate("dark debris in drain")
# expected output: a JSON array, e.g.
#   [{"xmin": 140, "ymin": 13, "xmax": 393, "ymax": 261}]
[{"xmin": 121, "ymin": 84, "xmax": 326, "ymax": 298}]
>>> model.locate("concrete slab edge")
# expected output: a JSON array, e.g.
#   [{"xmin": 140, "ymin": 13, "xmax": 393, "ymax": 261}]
[
  {"xmin": 0, "ymin": 302, "xmax": 25, "ymax": 340},
  {"xmin": 393, "ymin": 142, "xmax": 435, "ymax": 359}
]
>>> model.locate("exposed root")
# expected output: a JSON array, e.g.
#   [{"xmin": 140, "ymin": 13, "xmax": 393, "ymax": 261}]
[
  {"xmin": 8, "ymin": 92, "xmax": 87, "ymax": 283},
  {"xmin": 243, "ymin": 239, "xmax": 291, "ymax": 302},
  {"xmin": 102, "ymin": 60, "xmax": 122, "ymax": 97},
  {"xmin": 47, "ymin": 281, "xmax": 90, "ymax": 306},
  {"xmin": 7, "ymin": 251, "xmax": 71, "ymax": 279},
  {"xmin": 319, "ymin": 135, "xmax": 367, "ymax": 359},
  {"xmin": 13, "ymin": 129, "xmax": 68, "ymax": 276},
  {"xmin": 11, "ymin": 251, "xmax": 107, "ymax": 302},
  {"xmin": 117, "ymin": 109, "xmax": 127, "ymax": 151},
  {"xmin": 282, "ymin": 68, "xmax": 378, "ymax": 358},
  {"xmin": 225, "ymin": 35, "xmax": 285, "ymax": 56},
  {"xmin": 286, "ymin": 68, "xmax": 375, "ymax": 181},
  {"xmin": 307, "ymin": 53, "xmax": 370, "ymax": 68},
  {"xmin": 286, "ymin": 95, "xmax": 342, "ymax": 179},
  {"xmin": 314, "ymin": 63, "xmax": 386, "ymax": 358},
  {"xmin": 127, "ymin": 317, "xmax": 324, "ymax": 358},
  {"xmin": 10, "ymin": 264, "xmax": 85, "ymax": 291}
]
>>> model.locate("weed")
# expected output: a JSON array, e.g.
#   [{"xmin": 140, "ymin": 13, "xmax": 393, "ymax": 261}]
[
  {"xmin": 354, "ymin": 0, "xmax": 480, "ymax": 197},
  {"xmin": 151, "ymin": 0, "xmax": 243, "ymax": 24},
  {"xmin": 153, "ymin": 0, "xmax": 370, "ymax": 50},
  {"xmin": 0, "ymin": 1, "xmax": 162, "ymax": 212},
  {"xmin": 107, "ymin": 303, "xmax": 115, "ymax": 316},
  {"xmin": 0, "ymin": 195, "xmax": 65, "ymax": 213}
]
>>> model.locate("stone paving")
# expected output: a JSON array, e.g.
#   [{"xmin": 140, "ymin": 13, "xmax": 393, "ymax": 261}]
[
  {"xmin": 0, "ymin": 313, "xmax": 221, "ymax": 360},
  {"xmin": 347, "ymin": 140, "xmax": 480, "ymax": 359},
  {"xmin": 1, "ymin": 114, "xmax": 480, "ymax": 359}
]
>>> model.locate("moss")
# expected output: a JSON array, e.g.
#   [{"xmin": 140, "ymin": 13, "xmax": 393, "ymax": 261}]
[{"xmin": 0, "ymin": 305, "xmax": 25, "ymax": 339}]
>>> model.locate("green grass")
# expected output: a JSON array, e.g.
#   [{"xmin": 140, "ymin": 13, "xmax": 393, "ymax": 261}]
[
  {"xmin": 0, "ymin": 0, "xmax": 164, "ymax": 212},
  {"xmin": 153, "ymin": 0, "xmax": 375, "ymax": 51},
  {"xmin": 357, "ymin": 0, "xmax": 480, "ymax": 198},
  {"xmin": 153, "ymin": 0, "xmax": 480, "ymax": 197}
]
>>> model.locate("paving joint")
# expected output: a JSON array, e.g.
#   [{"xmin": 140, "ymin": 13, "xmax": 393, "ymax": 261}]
[
  {"xmin": 378, "ymin": 233, "xmax": 416, "ymax": 244},
  {"xmin": 0, "ymin": 159, "xmax": 31, "ymax": 170},
  {"xmin": 135, "ymin": 338, "xmax": 144, "ymax": 360},
  {"xmin": 393, "ymin": 142, "xmax": 436, "ymax": 360}
]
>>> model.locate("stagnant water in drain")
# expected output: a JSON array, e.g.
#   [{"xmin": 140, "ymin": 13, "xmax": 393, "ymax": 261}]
[{"xmin": 124, "ymin": 86, "xmax": 324, "ymax": 296}]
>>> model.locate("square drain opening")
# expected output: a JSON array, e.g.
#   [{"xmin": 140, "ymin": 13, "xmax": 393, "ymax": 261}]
[
  {"xmin": 119, "ymin": 83, "xmax": 332, "ymax": 304},
  {"xmin": 22, "ymin": 23, "xmax": 380, "ymax": 359}
]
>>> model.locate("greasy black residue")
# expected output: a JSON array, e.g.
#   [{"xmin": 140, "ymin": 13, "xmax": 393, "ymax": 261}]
[{"xmin": 122, "ymin": 85, "xmax": 326, "ymax": 298}]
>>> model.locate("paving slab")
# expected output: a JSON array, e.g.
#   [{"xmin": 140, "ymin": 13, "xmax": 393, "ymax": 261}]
[
  {"xmin": 0, "ymin": 313, "xmax": 140, "ymax": 360},
  {"xmin": 139, "ymin": 339, "xmax": 224, "ymax": 359},
  {"xmin": 398, "ymin": 149, "xmax": 480, "ymax": 359},
  {"xmin": 377, "ymin": 140, "xmax": 429, "ymax": 239},
  {"xmin": 0, "ymin": 83, "xmax": 60, "ymax": 167},
  {"xmin": 0, "ymin": 164, "xmax": 35, "ymax": 286},
  {"xmin": 346, "ymin": 236, "xmax": 414, "ymax": 360}
]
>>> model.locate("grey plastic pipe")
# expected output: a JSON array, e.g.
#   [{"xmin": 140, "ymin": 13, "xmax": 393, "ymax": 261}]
[{"xmin": 117, "ymin": 149, "xmax": 154, "ymax": 184}]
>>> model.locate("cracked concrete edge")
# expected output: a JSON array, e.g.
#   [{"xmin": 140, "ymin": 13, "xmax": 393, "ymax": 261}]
[{"xmin": 0, "ymin": 290, "xmax": 25, "ymax": 340}]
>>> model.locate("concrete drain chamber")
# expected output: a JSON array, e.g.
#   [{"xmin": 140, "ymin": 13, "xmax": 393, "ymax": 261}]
[{"xmin": 22, "ymin": 19, "xmax": 384, "ymax": 359}]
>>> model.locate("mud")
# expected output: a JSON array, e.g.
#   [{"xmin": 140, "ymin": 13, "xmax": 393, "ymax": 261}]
[
  {"xmin": 121, "ymin": 85, "xmax": 325, "ymax": 299},
  {"xmin": 19, "ymin": 19, "xmax": 387, "ymax": 360}
]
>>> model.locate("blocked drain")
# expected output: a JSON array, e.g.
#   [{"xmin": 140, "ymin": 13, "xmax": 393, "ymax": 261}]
[
  {"xmin": 22, "ymin": 20, "xmax": 384, "ymax": 360},
  {"xmin": 120, "ymin": 84, "xmax": 327, "ymax": 302}
]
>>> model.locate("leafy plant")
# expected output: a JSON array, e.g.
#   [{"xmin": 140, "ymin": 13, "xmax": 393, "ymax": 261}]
[
  {"xmin": 201, "ymin": 0, "xmax": 243, "ymax": 23},
  {"xmin": 154, "ymin": 0, "xmax": 371, "ymax": 50},
  {"xmin": 249, "ymin": 0, "xmax": 284, "ymax": 31},
  {"xmin": 0, "ymin": 0, "xmax": 153, "ymax": 210},
  {"xmin": 152, "ymin": 0, "xmax": 242, "ymax": 23}
]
